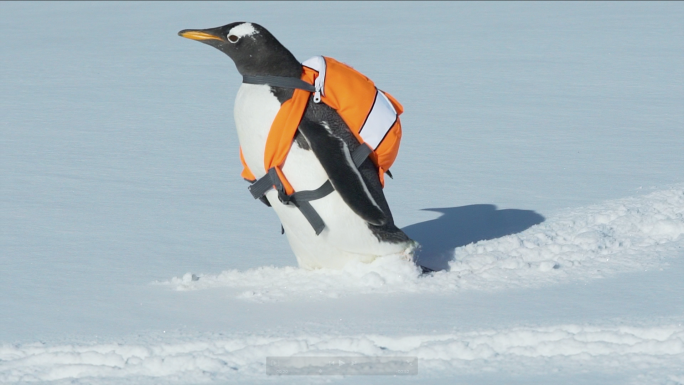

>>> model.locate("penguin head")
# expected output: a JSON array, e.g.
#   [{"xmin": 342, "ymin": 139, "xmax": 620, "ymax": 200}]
[{"xmin": 179, "ymin": 22, "xmax": 300, "ymax": 77}]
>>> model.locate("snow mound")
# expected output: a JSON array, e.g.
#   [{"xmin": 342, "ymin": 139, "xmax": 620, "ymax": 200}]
[
  {"xmin": 2, "ymin": 324, "xmax": 682, "ymax": 383},
  {"xmin": 161, "ymin": 186, "xmax": 684, "ymax": 301}
]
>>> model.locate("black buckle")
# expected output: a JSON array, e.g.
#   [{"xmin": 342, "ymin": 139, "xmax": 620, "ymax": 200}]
[{"xmin": 276, "ymin": 185, "xmax": 294, "ymax": 206}]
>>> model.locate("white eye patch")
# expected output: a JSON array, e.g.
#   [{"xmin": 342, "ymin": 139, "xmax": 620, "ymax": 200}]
[{"xmin": 227, "ymin": 23, "xmax": 257, "ymax": 39}]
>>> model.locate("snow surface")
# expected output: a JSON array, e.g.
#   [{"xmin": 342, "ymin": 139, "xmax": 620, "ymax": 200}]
[
  {"xmin": 162, "ymin": 186, "xmax": 684, "ymax": 301},
  {"xmin": 3, "ymin": 324, "xmax": 684, "ymax": 384},
  {"xmin": 1, "ymin": 2, "xmax": 683, "ymax": 384}
]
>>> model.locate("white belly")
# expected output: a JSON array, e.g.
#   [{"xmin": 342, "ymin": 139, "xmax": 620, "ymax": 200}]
[{"xmin": 234, "ymin": 84, "xmax": 412, "ymax": 269}]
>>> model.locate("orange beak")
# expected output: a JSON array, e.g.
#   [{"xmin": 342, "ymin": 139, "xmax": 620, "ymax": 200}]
[{"xmin": 178, "ymin": 30, "xmax": 224, "ymax": 42}]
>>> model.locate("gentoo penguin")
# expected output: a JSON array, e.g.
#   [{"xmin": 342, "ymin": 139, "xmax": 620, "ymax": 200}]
[{"xmin": 179, "ymin": 22, "xmax": 417, "ymax": 269}]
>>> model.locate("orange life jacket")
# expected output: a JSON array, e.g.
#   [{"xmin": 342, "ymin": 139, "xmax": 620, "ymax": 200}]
[{"xmin": 240, "ymin": 56, "xmax": 403, "ymax": 194}]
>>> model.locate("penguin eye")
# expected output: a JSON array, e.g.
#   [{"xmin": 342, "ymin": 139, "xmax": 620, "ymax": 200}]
[{"xmin": 227, "ymin": 34, "xmax": 239, "ymax": 43}]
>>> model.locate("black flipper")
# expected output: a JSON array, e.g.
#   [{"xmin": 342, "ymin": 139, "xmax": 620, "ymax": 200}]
[{"xmin": 297, "ymin": 117, "xmax": 388, "ymax": 226}]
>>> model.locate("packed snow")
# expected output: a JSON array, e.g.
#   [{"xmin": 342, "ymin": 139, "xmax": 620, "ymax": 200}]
[
  {"xmin": 1, "ymin": 2, "xmax": 683, "ymax": 384},
  {"xmin": 164, "ymin": 186, "xmax": 684, "ymax": 301},
  {"xmin": 3, "ymin": 324, "xmax": 684, "ymax": 384}
]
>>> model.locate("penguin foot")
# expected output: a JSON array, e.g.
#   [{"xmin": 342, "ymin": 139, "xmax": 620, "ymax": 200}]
[{"xmin": 419, "ymin": 265, "xmax": 437, "ymax": 275}]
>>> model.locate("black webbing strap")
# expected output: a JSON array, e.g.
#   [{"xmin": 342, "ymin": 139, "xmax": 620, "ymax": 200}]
[
  {"xmin": 248, "ymin": 169, "xmax": 334, "ymax": 235},
  {"xmin": 242, "ymin": 75, "xmax": 316, "ymax": 92},
  {"xmin": 287, "ymin": 181, "xmax": 334, "ymax": 235},
  {"xmin": 248, "ymin": 168, "xmax": 281, "ymax": 199},
  {"xmin": 352, "ymin": 143, "xmax": 372, "ymax": 167},
  {"xmin": 288, "ymin": 180, "xmax": 334, "ymax": 202},
  {"xmin": 245, "ymin": 136, "xmax": 372, "ymax": 235}
]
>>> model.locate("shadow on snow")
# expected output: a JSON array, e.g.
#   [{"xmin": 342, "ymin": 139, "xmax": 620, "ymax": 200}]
[{"xmin": 402, "ymin": 205, "xmax": 545, "ymax": 272}]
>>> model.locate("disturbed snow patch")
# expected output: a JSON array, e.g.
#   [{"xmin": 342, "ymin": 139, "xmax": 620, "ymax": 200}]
[
  {"xmin": 2, "ymin": 324, "xmax": 683, "ymax": 384},
  {"xmin": 161, "ymin": 186, "xmax": 684, "ymax": 302},
  {"xmin": 166, "ymin": 254, "xmax": 423, "ymax": 301}
]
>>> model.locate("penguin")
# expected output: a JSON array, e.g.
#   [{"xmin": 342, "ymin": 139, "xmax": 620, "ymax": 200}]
[{"xmin": 179, "ymin": 22, "xmax": 417, "ymax": 269}]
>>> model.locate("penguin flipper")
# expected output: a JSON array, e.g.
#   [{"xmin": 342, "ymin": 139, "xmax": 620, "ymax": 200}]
[{"xmin": 297, "ymin": 117, "xmax": 388, "ymax": 226}]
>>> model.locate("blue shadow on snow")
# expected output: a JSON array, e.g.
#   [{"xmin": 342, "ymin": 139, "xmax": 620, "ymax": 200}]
[{"xmin": 402, "ymin": 205, "xmax": 545, "ymax": 272}]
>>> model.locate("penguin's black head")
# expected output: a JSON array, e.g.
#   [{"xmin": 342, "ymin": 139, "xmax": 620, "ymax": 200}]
[{"xmin": 179, "ymin": 22, "xmax": 301, "ymax": 78}]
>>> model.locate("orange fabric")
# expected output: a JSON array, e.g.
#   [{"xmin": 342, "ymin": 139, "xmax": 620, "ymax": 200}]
[
  {"xmin": 239, "ymin": 148, "xmax": 256, "ymax": 181},
  {"xmin": 239, "ymin": 69, "xmax": 315, "ymax": 194},
  {"xmin": 240, "ymin": 57, "xmax": 403, "ymax": 193},
  {"xmin": 316, "ymin": 58, "xmax": 377, "ymax": 136},
  {"xmin": 374, "ymin": 117, "xmax": 402, "ymax": 181},
  {"xmin": 316, "ymin": 58, "xmax": 403, "ymax": 185},
  {"xmin": 262, "ymin": 86, "xmax": 311, "ymax": 195}
]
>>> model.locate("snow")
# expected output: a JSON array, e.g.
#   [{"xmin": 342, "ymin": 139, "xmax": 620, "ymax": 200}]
[
  {"xmin": 3, "ymin": 324, "xmax": 684, "ymax": 384},
  {"xmin": 162, "ymin": 186, "xmax": 684, "ymax": 301},
  {"xmin": 1, "ymin": 1, "xmax": 683, "ymax": 384}
]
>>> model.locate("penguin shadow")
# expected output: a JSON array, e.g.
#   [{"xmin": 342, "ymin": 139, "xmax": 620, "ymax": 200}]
[{"xmin": 402, "ymin": 205, "xmax": 545, "ymax": 272}]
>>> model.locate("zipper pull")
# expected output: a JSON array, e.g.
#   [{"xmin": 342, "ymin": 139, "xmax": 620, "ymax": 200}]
[{"xmin": 313, "ymin": 91, "xmax": 321, "ymax": 103}]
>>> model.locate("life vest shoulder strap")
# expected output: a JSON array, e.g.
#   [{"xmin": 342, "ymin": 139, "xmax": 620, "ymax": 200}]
[{"xmin": 242, "ymin": 75, "xmax": 315, "ymax": 93}]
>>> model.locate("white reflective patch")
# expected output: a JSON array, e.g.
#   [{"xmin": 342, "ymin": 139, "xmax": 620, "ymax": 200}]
[
  {"xmin": 302, "ymin": 56, "xmax": 327, "ymax": 96},
  {"xmin": 228, "ymin": 23, "xmax": 257, "ymax": 38},
  {"xmin": 359, "ymin": 91, "xmax": 397, "ymax": 149}
]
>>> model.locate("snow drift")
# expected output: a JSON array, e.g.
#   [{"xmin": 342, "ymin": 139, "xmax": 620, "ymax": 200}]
[
  {"xmin": 162, "ymin": 185, "xmax": 684, "ymax": 302},
  {"xmin": 2, "ymin": 324, "xmax": 683, "ymax": 383}
]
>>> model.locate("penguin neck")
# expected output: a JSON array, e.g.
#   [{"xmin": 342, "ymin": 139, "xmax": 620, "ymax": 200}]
[{"xmin": 236, "ymin": 48, "xmax": 302, "ymax": 78}]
